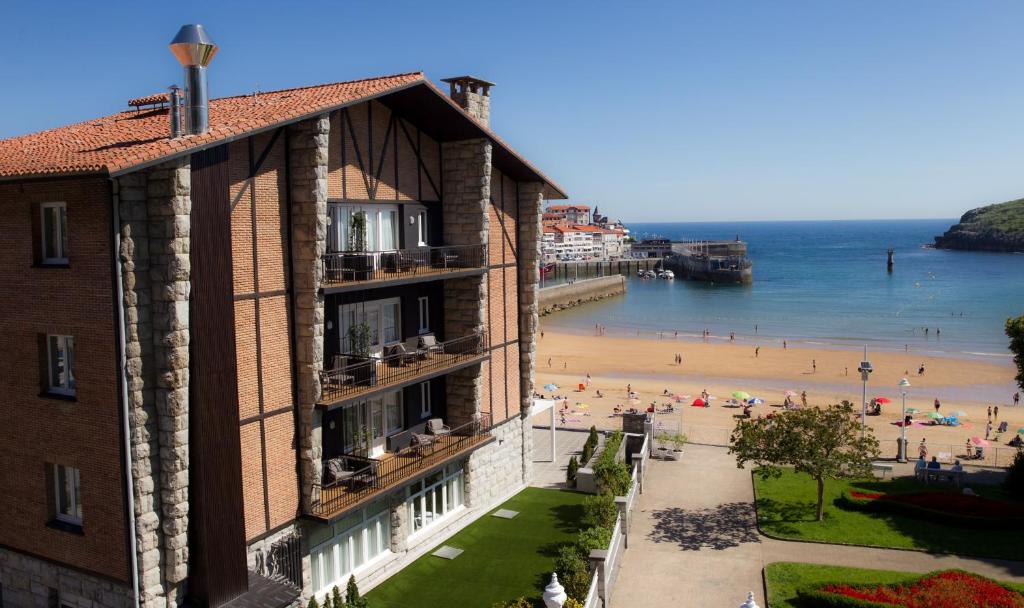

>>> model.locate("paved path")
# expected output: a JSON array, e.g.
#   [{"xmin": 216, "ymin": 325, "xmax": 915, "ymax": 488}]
[
  {"xmin": 530, "ymin": 427, "xmax": 590, "ymax": 489},
  {"xmin": 611, "ymin": 443, "xmax": 1024, "ymax": 607}
]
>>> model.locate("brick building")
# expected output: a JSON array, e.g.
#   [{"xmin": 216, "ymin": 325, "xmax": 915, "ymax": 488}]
[{"xmin": 0, "ymin": 25, "xmax": 565, "ymax": 608}]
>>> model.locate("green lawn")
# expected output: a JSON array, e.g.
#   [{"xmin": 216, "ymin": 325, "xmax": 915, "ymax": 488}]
[
  {"xmin": 765, "ymin": 562, "xmax": 1024, "ymax": 608},
  {"xmin": 753, "ymin": 470, "xmax": 1024, "ymax": 560},
  {"xmin": 366, "ymin": 487, "xmax": 587, "ymax": 608}
]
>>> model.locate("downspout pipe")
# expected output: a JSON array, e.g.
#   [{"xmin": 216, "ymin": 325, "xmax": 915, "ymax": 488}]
[{"xmin": 111, "ymin": 178, "xmax": 142, "ymax": 608}]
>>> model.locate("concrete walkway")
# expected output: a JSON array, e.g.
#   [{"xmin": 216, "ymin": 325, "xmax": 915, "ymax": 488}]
[
  {"xmin": 530, "ymin": 427, "xmax": 591, "ymax": 489},
  {"xmin": 611, "ymin": 443, "xmax": 1024, "ymax": 607}
]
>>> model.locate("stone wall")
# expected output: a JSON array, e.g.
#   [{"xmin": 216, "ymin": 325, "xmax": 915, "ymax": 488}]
[
  {"xmin": 465, "ymin": 416, "xmax": 527, "ymax": 508},
  {"xmin": 289, "ymin": 115, "xmax": 330, "ymax": 512},
  {"xmin": 116, "ymin": 158, "xmax": 193, "ymax": 608},
  {"xmin": 0, "ymin": 547, "xmax": 134, "ymax": 608},
  {"xmin": 538, "ymin": 275, "xmax": 626, "ymax": 316},
  {"xmin": 450, "ymin": 90, "xmax": 490, "ymax": 127},
  {"xmin": 516, "ymin": 182, "xmax": 544, "ymax": 487}
]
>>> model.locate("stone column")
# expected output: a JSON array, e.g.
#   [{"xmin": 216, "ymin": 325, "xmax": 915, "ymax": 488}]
[
  {"xmin": 117, "ymin": 172, "xmax": 164, "ymax": 608},
  {"xmin": 290, "ymin": 114, "xmax": 330, "ymax": 511},
  {"xmin": 117, "ymin": 157, "xmax": 193, "ymax": 608},
  {"xmin": 146, "ymin": 158, "xmax": 192, "ymax": 607},
  {"xmin": 441, "ymin": 139, "xmax": 491, "ymax": 429},
  {"xmin": 388, "ymin": 491, "xmax": 409, "ymax": 554},
  {"xmin": 517, "ymin": 182, "xmax": 544, "ymax": 486}
]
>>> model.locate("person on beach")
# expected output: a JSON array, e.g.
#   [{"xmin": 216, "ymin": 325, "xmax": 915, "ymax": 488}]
[
  {"xmin": 801, "ymin": 391, "xmax": 808, "ymax": 408},
  {"xmin": 995, "ymin": 405, "xmax": 999, "ymax": 420},
  {"xmin": 755, "ymin": 324, "xmax": 758, "ymax": 334},
  {"xmin": 626, "ymin": 383, "xmax": 631, "ymax": 395},
  {"xmin": 548, "ymin": 357, "xmax": 552, "ymax": 367},
  {"xmin": 783, "ymin": 340, "xmax": 787, "ymax": 350},
  {"xmin": 812, "ymin": 359, "xmax": 816, "ymax": 374},
  {"xmin": 986, "ymin": 420, "xmax": 993, "ymax": 440},
  {"xmin": 934, "ymin": 398, "xmax": 941, "ymax": 413},
  {"xmin": 1015, "ymin": 392, "xmax": 1020, "ymax": 406},
  {"xmin": 755, "ymin": 347, "xmax": 760, "ymax": 358},
  {"xmin": 596, "ymin": 390, "xmax": 603, "ymax": 398},
  {"xmin": 987, "ymin": 405, "xmax": 992, "ymax": 419},
  {"xmin": 563, "ymin": 361, "xmax": 567, "ymax": 369},
  {"xmin": 918, "ymin": 363, "xmax": 926, "ymax": 375},
  {"xmin": 701, "ymin": 389, "xmax": 709, "ymax": 402},
  {"xmin": 919, "ymin": 438, "xmax": 928, "ymax": 460},
  {"xmin": 730, "ymin": 332, "xmax": 735, "ymax": 342}
]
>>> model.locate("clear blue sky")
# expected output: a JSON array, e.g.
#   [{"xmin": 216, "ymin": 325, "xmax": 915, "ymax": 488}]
[{"xmin": 2, "ymin": 1, "xmax": 1022, "ymax": 221}]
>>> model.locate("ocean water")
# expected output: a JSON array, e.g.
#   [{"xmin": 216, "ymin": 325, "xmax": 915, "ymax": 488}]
[{"xmin": 542, "ymin": 219, "xmax": 1024, "ymax": 359}]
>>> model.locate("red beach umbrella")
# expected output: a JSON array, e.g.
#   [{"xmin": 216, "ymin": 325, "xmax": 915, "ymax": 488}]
[
  {"xmin": 691, "ymin": 398, "xmax": 706, "ymax": 407},
  {"xmin": 874, "ymin": 397, "xmax": 892, "ymax": 404}
]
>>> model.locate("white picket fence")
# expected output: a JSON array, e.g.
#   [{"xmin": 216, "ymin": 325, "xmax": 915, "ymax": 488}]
[{"xmin": 583, "ymin": 431, "xmax": 649, "ymax": 608}]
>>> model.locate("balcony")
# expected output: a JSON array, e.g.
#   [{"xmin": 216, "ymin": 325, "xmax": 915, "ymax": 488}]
[
  {"xmin": 318, "ymin": 333, "xmax": 488, "ymax": 409},
  {"xmin": 321, "ymin": 244, "xmax": 486, "ymax": 292},
  {"xmin": 308, "ymin": 413, "xmax": 493, "ymax": 522}
]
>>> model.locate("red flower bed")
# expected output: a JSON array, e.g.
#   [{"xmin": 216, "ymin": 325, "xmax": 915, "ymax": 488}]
[
  {"xmin": 850, "ymin": 490, "xmax": 1024, "ymax": 519},
  {"xmin": 819, "ymin": 570, "xmax": 1024, "ymax": 607}
]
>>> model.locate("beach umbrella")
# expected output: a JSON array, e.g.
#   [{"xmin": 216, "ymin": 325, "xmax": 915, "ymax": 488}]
[
  {"xmin": 732, "ymin": 391, "xmax": 752, "ymax": 401},
  {"xmin": 972, "ymin": 437, "xmax": 990, "ymax": 447},
  {"xmin": 874, "ymin": 397, "xmax": 892, "ymax": 404},
  {"xmin": 1017, "ymin": 427, "xmax": 1024, "ymax": 434},
  {"xmin": 691, "ymin": 398, "xmax": 706, "ymax": 407},
  {"xmin": 748, "ymin": 398, "xmax": 765, "ymax": 405},
  {"xmin": 906, "ymin": 407, "xmax": 918, "ymax": 414},
  {"xmin": 784, "ymin": 390, "xmax": 797, "ymax": 397},
  {"xmin": 543, "ymin": 383, "xmax": 558, "ymax": 392},
  {"xmin": 926, "ymin": 412, "xmax": 943, "ymax": 419},
  {"xmin": 672, "ymin": 394, "xmax": 690, "ymax": 402},
  {"xmin": 951, "ymin": 411, "xmax": 968, "ymax": 418}
]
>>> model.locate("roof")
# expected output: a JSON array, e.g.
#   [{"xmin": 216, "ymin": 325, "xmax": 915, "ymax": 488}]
[
  {"xmin": 546, "ymin": 204, "xmax": 590, "ymax": 211},
  {"xmin": 0, "ymin": 71, "xmax": 567, "ymax": 198}
]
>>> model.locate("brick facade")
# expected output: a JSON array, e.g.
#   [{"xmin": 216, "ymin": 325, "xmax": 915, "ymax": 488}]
[{"xmin": 0, "ymin": 177, "xmax": 130, "ymax": 583}]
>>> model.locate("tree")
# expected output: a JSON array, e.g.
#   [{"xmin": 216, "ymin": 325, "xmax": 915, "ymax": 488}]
[
  {"xmin": 729, "ymin": 401, "xmax": 879, "ymax": 521},
  {"xmin": 345, "ymin": 575, "xmax": 367, "ymax": 608},
  {"xmin": 330, "ymin": 586, "xmax": 345, "ymax": 608},
  {"xmin": 1007, "ymin": 315, "xmax": 1024, "ymax": 392}
]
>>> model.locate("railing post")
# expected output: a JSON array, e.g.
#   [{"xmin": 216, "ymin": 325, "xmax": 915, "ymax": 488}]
[
  {"xmin": 632, "ymin": 454, "xmax": 643, "ymax": 494},
  {"xmin": 588, "ymin": 550, "xmax": 607, "ymax": 607},
  {"xmin": 615, "ymin": 496, "xmax": 628, "ymax": 549}
]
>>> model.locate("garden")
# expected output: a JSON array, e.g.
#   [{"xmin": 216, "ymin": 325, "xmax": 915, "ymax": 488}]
[
  {"xmin": 765, "ymin": 562, "xmax": 1024, "ymax": 608},
  {"xmin": 365, "ymin": 487, "xmax": 588, "ymax": 608},
  {"xmin": 754, "ymin": 470, "xmax": 1024, "ymax": 560}
]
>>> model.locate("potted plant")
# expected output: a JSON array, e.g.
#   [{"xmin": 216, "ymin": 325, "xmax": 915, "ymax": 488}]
[
  {"xmin": 343, "ymin": 210, "xmax": 373, "ymax": 279},
  {"xmin": 655, "ymin": 432, "xmax": 672, "ymax": 460},
  {"xmin": 346, "ymin": 321, "xmax": 376, "ymax": 386},
  {"xmin": 666, "ymin": 433, "xmax": 687, "ymax": 461}
]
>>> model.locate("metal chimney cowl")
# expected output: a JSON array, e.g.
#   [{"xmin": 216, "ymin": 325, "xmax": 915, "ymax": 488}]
[{"xmin": 169, "ymin": 24, "xmax": 218, "ymax": 135}]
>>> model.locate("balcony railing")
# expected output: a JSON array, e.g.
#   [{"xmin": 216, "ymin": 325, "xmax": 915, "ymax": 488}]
[
  {"xmin": 318, "ymin": 333, "xmax": 487, "ymax": 407},
  {"xmin": 309, "ymin": 413, "xmax": 493, "ymax": 520},
  {"xmin": 322, "ymin": 244, "xmax": 486, "ymax": 287}
]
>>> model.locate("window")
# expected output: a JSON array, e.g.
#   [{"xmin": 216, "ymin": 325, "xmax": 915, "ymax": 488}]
[
  {"xmin": 53, "ymin": 464, "xmax": 82, "ymax": 526},
  {"xmin": 416, "ymin": 211, "xmax": 428, "ymax": 247},
  {"xmin": 40, "ymin": 203, "xmax": 68, "ymax": 264},
  {"xmin": 419, "ymin": 382, "xmax": 431, "ymax": 419},
  {"xmin": 407, "ymin": 464, "xmax": 463, "ymax": 535},
  {"xmin": 339, "ymin": 299, "xmax": 401, "ymax": 355},
  {"xmin": 417, "ymin": 297, "xmax": 429, "ymax": 334},
  {"xmin": 47, "ymin": 335, "xmax": 75, "ymax": 396},
  {"xmin": 327, "ymin": 204, "xmax": 400, "ymax": 253},
  {"xmin": 309, "ymin": 501, "xmax": 390, "ymax": 595}
]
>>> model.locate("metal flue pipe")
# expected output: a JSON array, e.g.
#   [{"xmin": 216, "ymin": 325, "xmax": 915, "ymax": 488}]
[{"xmin": 169, "ymin": 24, "xmax": 218, "ymax": 135}]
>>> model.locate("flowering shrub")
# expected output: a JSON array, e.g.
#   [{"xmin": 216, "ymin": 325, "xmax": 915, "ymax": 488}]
[{"xmin": 803, "ymin": 570, "xmax": 1024, "ymax": 607}]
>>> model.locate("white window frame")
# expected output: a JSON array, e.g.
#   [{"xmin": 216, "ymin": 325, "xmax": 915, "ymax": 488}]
[
  {"xmin": 40, "ymin": 202, "xmax": 68, "ymax": 264},
  {"xmin": 47, "ymin": 335, "xmax": 75, "ymax": 396},
  {"xmin": 327, "ymin": 203, "xmax": 400, "ymax": 253},
  {"xmin": 53, "ymin": 464, "xmax": 82, "ymax": 526},
  {"xmin": 416, "ymin": 210, "xmax": 428, "ymax": 247},
  {"xmin": 419, "ymin": 381, "xmax": 431, "ymax": 419},
  {"xmin": 406, "ymin": 464, "xmax": 464, "ymax": 537},
  {"xmin": 309, "ymin": 504, "xmax": 391, "ymax": 596},
  {"xmin": 417, "ymin": 296, "xmax": 429, "ymax": 335},
  {"xmin": 338, "ymin": 297, "xmax": 401, "ymax": 356}
]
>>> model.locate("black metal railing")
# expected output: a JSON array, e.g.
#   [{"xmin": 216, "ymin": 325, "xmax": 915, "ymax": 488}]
[
  {"xmin": 318, "ymin": 333, "xmax": 487, "ymax": 406},
  {"xmin": 322, "ymin": 244, "xmax": 486, "ymax": 286},
  {"xmin": 310, "ymin": 412, "xmax": 493, "ymax": 519}
]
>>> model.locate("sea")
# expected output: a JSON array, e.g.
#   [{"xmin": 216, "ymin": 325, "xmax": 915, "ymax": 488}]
[{"xmin": 541, "ymin": 219, "xmax": 1024, "ymax": 360}]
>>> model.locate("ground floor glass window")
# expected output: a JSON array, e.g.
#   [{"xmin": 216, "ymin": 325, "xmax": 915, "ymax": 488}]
[
  {"xmin": 407, "ymin": 464, "xmax": 464, "ymax": 535},
  {"xmin": 310, "ymin": 501, "xmax": 390, "ymax": 596}
]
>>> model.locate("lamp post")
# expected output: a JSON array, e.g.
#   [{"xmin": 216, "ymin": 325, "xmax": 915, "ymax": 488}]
[
  {"xmin": 857, "ymin": 347, "xmax": 873, "ymax": 438},
  {"xmin": 898, "ymin": 377, "xmax": 911, "ymax": 463}
]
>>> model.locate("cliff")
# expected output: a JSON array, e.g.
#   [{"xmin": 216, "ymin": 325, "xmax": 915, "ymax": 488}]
[{"xmin": 934, "ymin": 198, "xmax": 1024, "ymax": 253}]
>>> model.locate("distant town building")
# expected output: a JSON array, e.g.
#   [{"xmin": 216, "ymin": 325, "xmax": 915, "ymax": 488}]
[
  {"xmin": 545, "ymin": 204, "xmax": 591, "ymax": 225},
  {"xmin": 541, "ymin": 203, "xmax": 630, "ymax": 260}
]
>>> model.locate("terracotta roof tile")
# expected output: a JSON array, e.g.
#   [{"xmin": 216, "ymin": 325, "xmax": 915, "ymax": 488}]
[{"xmin": 0, "ymin": 72, "xmax": 424, "ymax": 179}]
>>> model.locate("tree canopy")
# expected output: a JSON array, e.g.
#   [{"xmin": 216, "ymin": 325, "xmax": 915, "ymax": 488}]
[
  {"xmin": 1007, "ymin": 315, "xmax": 1024, "ymax": 392},
  {"xmin": 730, "ymin": 401, "xmax": 880, "ymax": 521}
]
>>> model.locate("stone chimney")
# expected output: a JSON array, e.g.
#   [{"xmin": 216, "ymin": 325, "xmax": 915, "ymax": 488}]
[{"xmin": 441, "ymin": 76, "xmax": 494, "ymax": 127}]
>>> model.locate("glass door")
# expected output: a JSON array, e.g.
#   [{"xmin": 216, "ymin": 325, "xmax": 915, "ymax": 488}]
[{"xmin": 369, "ymin": 398, "xmax": 385, "ymax": 457}]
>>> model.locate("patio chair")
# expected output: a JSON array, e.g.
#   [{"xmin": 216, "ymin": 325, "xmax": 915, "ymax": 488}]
[
  {"xmin": 425, "ymin": 418, "xmax": 451, "ymax": 438},
  {"xmin": 419, "ymin": 334, "xmax": 442, "ymax": 356},
  {"xmin": 323, "ymin": 457, "xmax": 355, "ymax": 487},
  {"xmin": 410, "ymin": 432, "xmax": 436, "ymax": 456},
  {"xmin": 403, "ymin": 336, "xmax": 427, "ymax": 360}
]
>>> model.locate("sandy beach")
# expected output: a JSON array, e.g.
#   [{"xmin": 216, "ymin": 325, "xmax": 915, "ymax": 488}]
[{"xmin": 534, "ymin": 328, "xmax": 1022, "ymax": 464}]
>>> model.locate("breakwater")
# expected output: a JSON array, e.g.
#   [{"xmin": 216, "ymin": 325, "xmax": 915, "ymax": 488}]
[
  {"xmin": 541, "ymin": 259, "xmax": 661, "ymax": 287},
  {"xmin": 539, "ymin": 275, "xmax": 627, "ymax": 316}
]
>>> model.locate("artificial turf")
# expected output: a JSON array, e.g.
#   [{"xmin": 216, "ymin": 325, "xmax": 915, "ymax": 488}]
[
  {"xmin": 366, "ymin": 487, "xmax": 588, "ymax": 608},
  {"xmin": 764, "ymin": 562, "xmax": 1024, "ymax": 608},
  {"xmin": 753, "ymin": 470, "xmax": 1024, "ymax": 560}
]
